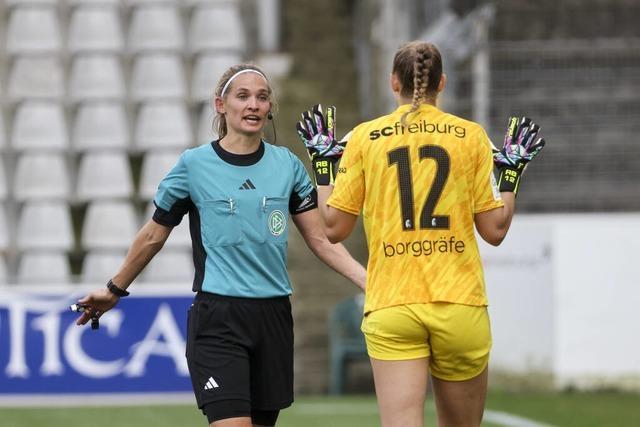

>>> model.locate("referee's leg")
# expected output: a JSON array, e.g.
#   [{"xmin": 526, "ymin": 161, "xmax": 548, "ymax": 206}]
[
  {"xmin": 204, "ymin": 404, "xmax": 279, "ymax": 426},
  {"xmin": 208, "ymin": 415, "xmax": 252, "ymax": 427}
]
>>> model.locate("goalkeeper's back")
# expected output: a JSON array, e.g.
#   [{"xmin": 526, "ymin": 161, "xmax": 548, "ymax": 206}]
[{"xmin": 328, "ymin": 101, "xmax": 503, "ymax": 314}]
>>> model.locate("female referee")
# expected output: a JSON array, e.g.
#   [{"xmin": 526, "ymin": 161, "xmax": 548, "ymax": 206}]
[
  {"xmin": 75, "ymin": 63, "xmax": 366, "ymax": 427},
  {"xmin": 296, "ymin": 41, "xmax": 545, "ymax": 427}
]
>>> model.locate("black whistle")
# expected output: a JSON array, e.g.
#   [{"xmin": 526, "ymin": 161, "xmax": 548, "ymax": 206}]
[{"xmin": 70, "ymin": 304, "xmax": 100, "ymax": 330}]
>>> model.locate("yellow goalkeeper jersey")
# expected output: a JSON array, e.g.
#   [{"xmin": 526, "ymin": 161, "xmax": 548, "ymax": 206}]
[{"xmin": 328, "ymin": 103, "xmax": 503, "ymax": 314}]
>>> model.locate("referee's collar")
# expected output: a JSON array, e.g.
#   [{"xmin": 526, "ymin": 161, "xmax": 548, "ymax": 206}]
[{"xmin": 211, "ymin": 139, "xmax": 265, "ymax": 166}]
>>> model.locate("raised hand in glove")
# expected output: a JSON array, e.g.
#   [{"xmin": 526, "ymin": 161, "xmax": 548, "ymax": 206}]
[
  {"xmin": 492, "ymin": 116, "xmax": 545, "ymax": 196},
  {"xmin": 296, "ymin": 104, "xmax": 346, "ymax": 185}
]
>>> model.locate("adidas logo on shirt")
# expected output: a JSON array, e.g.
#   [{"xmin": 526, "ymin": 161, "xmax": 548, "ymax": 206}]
[
  {"xmin": 239, "ymin": 179, "xmax": 256, "ymax": 190},
  {"xmin": 204, "ymin": 377, "xmax": 219, "ymax": 390}
]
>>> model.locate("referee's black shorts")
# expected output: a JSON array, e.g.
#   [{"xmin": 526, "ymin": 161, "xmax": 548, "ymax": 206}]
[{"xmin": 186, "ymin": 292, "xmax": 294, "ymax": 422}]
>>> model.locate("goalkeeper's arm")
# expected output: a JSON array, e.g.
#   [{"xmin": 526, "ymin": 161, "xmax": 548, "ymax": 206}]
[
  {"xmin": 475, "ymin": 116, "xmax": 546, "ymax": 246},
  {"xmin": 475, "ymin": 192, "xmax": 515, "ymax": 246},
  {"xmin": 296, "ymin": 105, "xmax": 345, "ymax": 186},
  {"xmin": 492, "ymin": 117, "xmax": 545, "ymax": 196},
  {"xmin": 295, "ymin": 104, "xmax": 357, "ymax": 243}
]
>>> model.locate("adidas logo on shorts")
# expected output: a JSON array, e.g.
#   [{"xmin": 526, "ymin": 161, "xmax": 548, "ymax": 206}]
[{"xmin": 204, "ymin": 377, "xmax": 219, "ymax": 390}]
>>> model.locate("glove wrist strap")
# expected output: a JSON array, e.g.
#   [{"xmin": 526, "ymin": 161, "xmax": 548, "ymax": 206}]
[
  {"xmin": 312, "ymin": 157, "xmax": 339, "ymax": 186},
  {"xmin": 497, "ymin": 166, "xmax": 522, "ymax": 195}
]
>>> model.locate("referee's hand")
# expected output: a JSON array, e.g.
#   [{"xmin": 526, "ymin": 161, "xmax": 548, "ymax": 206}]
[{"xmin": 74, "ymin": 288, "xmax": 119, "ymax": 326}]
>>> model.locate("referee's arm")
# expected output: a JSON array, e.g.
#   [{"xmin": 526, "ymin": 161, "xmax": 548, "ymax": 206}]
[
  {"xmin": 75, "ymin": 219, "xmax": 172, "ymax": 326},
  {"xmin": 292, "ymin": 209, "xmax": 366, "ymax": 291},
  {"xmin": 111, "ymin": 219, "xmax": 173, "ymax": 289}
]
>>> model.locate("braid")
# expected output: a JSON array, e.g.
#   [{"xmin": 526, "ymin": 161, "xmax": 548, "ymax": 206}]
[{"xmin": 401, "ymin": 46, "xmax": 431, "ymax": 126}]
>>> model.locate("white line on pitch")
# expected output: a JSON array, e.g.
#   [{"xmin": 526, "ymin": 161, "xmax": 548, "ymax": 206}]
[
  {"xmin": 484, "ymin": 410, "xmax": 556, "ymax": 427},
  {"xmin": 292, "ymin": 402, "xmax": 557, "ymax": 427}
]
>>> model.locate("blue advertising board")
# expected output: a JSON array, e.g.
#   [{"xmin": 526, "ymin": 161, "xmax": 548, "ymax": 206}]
[{"xmin": 0, "ymin": 285, "xmax": 195, "ymax": 402}]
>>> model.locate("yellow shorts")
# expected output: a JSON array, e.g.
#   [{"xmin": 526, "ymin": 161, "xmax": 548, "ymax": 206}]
[{"xmin": 361, "ymin": 302, "xmax": 491, "ymax": 381}]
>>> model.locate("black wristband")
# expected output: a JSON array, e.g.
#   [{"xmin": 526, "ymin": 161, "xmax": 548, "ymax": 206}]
[{"xmin": 107, "ymin": 280, "xmax": 130, "ymax": 297}]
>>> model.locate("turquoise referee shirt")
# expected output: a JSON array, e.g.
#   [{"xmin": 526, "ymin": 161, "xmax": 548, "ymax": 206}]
[{"xmin": 153, "ymin": 140, "xmax": 317, "ymax": 297}]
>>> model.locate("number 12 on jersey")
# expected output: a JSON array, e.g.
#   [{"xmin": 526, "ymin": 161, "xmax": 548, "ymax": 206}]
[{"xmin": 387, "ymin": 145, "xmax": 450, "ymax": 231}]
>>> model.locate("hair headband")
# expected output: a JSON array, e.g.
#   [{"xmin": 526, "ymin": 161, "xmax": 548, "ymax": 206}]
[{"xmin": 220, "ymin": 69, "xmax": 268, "ymax": 97}]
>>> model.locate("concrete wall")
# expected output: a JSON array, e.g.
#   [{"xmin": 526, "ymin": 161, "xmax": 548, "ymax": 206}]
[{"xmin": 480, "ymin": 213, "xmax": 640, "ymax": 390}]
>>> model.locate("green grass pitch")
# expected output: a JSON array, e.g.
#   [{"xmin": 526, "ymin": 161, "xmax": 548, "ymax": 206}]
[{"xmin": 0, "ymin": 391, "xmax": 638, "ymax": 427}]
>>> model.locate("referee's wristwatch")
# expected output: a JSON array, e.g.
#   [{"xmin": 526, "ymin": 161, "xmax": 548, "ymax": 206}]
[{"xmin": 106, "ymin": 280, "xmax": 130, "ymax": 297}]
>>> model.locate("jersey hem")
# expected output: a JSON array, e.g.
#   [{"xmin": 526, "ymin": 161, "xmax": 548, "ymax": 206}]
[
  {"xmin": 474, "ymin": 200, "xmax": 504, "ymax": 214},
  {"xmin": 364, "ymin": 299, "xmax": 488, "ymax": 316},
  {"xmin": 327, "ymin": 199, "xmax": 360, "ymax": 216}
]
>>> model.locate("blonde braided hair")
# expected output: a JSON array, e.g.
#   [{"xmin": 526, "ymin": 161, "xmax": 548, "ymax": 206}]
[{"xmin": 393, "ymin": 41, "xmax": 443, "ymax": 126}]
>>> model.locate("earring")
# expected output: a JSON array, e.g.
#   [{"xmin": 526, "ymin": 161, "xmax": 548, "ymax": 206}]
[{"xmin": 267, "ymin": 111, "xmax": 273, "ymax": 120}]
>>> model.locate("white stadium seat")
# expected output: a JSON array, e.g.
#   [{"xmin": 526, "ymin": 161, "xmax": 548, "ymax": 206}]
[
  {"xmin": 144, "ymin": 201, "xmax": 191, "ymax": 248},
  {"xmin": 0, "ymin": 114, "xmax": 6, "ymax": 151},
  {"xmin": 0, "ymin": 207, "xmax": 8, "ymax": 251},
  {"xmin": 126, "ymin": 0, "xmax": 177, "ymax": 5},
  {"xmin": 6, "ymin": 0, "xmax": 57, "ymax": 5},
  {"xmin": 67, "ymin": 0, "xmax": 120, "ymax": 5},
  {"xmin": 11, "ymin": 102, "xmax": 68, "ymax": 151},
  {"xmin": 8, "ymin": 57, "xmax": 64, "ymax": 100},
  {"xmin": 128, "ymin": 5, "xmax": 184, "ymax": 52},
  {"xmin": 139, "ymin": 150, "xmax": 181, "ymax": 199},
  {"xmin": 17, "ymin": 201, "xmax": 74, "ymax": 250},
  {"xmin": 0, "ymin": 161, "xmax": 7, "ymax": 200},
  {"xmin": 197, "ymin": 103, "xmax": 219, "ymax": 143},
  {"xmin": 14, "ymin": 153, "xmax": 71, "ymax": 201},
  {"xmin": 76, "ymin": 152, "xmax": 134, "ymax": 201},
  {"xmin": 68, "ymin": 6, "xmax": 124, "ymax": 53},
  {"xmin": 82, "ymin": 201, "xmax": 139, "ymax": 250},
  {"xmin": 18, "ymin": 252, "xmax": 71, "ymax": 283},
  {"xmin": 81, "ymin": 250, "xmax": 126, "ymax": 282},
  {"xmin": 191, "ymin": 52, "xmax": 242, "ymax": 102},
  {"xmin": 69, "ymin": 55, "xmax": 126, "ymax": 101},
  {"xmin": 134, "ymin": 101, "xmax": 192, "ymax": 150},
  {"xmin": 130, "ymin": 54, "xmax": 186, "ymax": 100},
  {"xmin": 141, "ymin": 249, "xmax": 193, "ymax": 283},
  {"xmin": 72, "ymin": 102, "xmax": 130, "ymax": 151},
  {"xmin": 188, "ymin": 3, "xmax": 246, "ymax": 53},
  {"xmin": 6, "ymin": 7, "xmax": 61, "ymax": 54},
  {"xmin": 0, "ymin": 255, "xmax": 7, "ymax": 284}
]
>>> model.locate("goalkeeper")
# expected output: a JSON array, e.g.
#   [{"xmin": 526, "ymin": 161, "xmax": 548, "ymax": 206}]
[{"xmin": 296, "ymin": 40, "xmax": 544, "ymax": 427}]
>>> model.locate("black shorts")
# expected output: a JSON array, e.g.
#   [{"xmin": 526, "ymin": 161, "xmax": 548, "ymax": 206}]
[{"xmin": 186, "ymin": 292, "xmax": 294, "ymax": 419}]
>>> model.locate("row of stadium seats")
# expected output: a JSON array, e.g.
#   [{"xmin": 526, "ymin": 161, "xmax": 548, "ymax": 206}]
[
  {"xmin": 0, "ymin": 0, "xmax": 249, "ymax": 283},
  {"xmin": 0, "ymin": 102, "xmax": 216, "ymax": 152},
  {"xmin": 0, "ymin": 201, "xmax": 191, "ymax": 250},
  {"xmin": 0, "ymin": 249, "xmax": 194, "ymax": 284},
  {"xmin": 0, "ymin": 199, "xmax": 194, "ymax": 283},
  {"xmin": 0, "ymin": 151, "xmax": 184, "ymax": 200},
  {"xmin": 4, "ymin": 0, "xmax": 233, "ymax": 8},
  {"xmin": 2, "ymin": 53, "xmax": 241, "ymax": 102},
  {"xmin": 4, "ymin": 2, "xmax": 245, "ymax": 55}
]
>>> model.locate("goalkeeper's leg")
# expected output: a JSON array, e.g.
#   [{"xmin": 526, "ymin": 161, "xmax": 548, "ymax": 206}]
[
  {"xmin": 370, "ymin": 357, "xmax": 430, "ymax": 427},
  {"xmin": 431, "ymin": 369, "xmax": 488, "ymax": 427}
]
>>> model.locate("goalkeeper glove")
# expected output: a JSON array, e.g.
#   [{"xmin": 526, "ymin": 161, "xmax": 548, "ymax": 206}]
[
  {"xmin": 296, "ymin": 104, "xmax": 346, "ymax": 185},
  {"xmin": 492, "ymin": 116, "xmax": 545, "ymax": 196}
]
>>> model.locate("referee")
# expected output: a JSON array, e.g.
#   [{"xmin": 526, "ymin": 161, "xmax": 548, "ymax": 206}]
[{"xmin": 75, "ymin": 63, "xmax": 366, "ymax": 427}]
